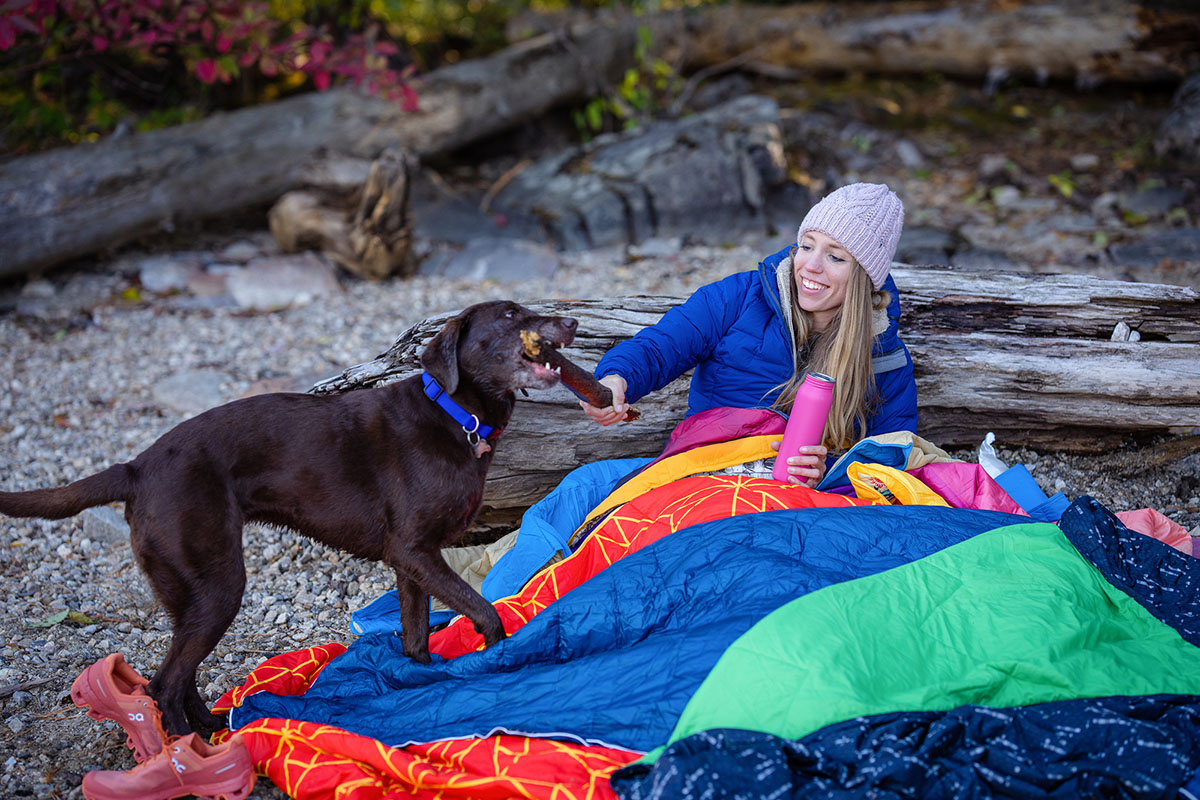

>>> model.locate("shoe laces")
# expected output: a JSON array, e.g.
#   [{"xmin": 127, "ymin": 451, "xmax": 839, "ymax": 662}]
[{"xmin": 122, "ymin": 749, "xmax": 172, "ymax": 779}]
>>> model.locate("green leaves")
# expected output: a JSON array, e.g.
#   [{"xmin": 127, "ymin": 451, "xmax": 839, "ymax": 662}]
[
  {"xmin": 25, "ymin": 609, "xmax": 98, "ymax": 628},
  {"xmin": 571, "ymin": 23, "xmax": 682, "ymax": 140},
  {"xmin": 1047, "ymin": 171, "xmax": 1076, "ymax": 198}
]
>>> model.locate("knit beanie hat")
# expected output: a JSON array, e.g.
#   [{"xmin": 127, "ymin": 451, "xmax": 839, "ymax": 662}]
[{"xmin": 797, "ymin": 183, "xmax": 904, "ymax": 288}]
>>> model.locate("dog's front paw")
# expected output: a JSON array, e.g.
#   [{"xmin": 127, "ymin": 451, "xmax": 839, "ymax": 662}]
[
  {"xmin": 403, "ymin": 645, "xmax": 432, "ymax": 665},
  {"xmin": 480, "ymin": 624, "xmax": 508, "ymax": 649}
]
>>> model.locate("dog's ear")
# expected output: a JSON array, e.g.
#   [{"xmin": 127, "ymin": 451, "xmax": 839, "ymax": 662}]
[{"xmin": 420, "ymin": 314, "xmax": 463, "ymax": 394}]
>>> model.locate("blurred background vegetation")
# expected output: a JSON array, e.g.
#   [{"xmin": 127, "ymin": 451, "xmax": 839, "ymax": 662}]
[{"xmin": 0, "ymin": 0, "xmax": 723, "ymax": 156}]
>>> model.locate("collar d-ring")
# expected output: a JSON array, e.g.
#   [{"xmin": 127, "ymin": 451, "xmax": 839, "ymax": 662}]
[{"xmin": 463, "ymin": 414, "xmax": 481, "ymax": 446}]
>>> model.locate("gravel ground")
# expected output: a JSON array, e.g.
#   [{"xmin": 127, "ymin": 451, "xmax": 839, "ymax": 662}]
[{"xmin": 1, "ymin": 236, "xmax": 1198, "ymax": 799}]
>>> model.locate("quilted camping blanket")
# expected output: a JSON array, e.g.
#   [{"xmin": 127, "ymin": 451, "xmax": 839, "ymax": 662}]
[{"xmin": 214, "ymin": 437, "xmax": 1200, "ymax": 800}]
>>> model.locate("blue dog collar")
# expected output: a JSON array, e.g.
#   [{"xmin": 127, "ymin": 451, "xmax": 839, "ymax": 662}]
[{"xmin": 421, "ymin": 372, "xmax": 501, "ymax": 443}]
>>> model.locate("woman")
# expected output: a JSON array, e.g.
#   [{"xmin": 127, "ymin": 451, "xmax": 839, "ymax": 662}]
[{"xmin": 581, "ymin": 182, "xmax": 918, "ymax": 487}]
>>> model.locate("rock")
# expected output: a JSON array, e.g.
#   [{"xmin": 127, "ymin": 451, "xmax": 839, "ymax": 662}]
[
  {"xmin": 20, "ymin": 279, "xmax": 55, "ymax": 299},
  {"xmin": 1070, "ymin": 153, "xmax": 1101, "ymax": 172},
  {"xmin": 1109, "ymin": 227, "xmax": 1200, "ymax": 269},
  {"xmin": 900, "ymin": 248, "xmax": 952, "ymax": 267},
  {"xmin": 990, "ymin": 186, "xmax": 1059, "ymax": 214},
  {"xmin": 950, "ymin": 247, "xmax": 1021, "ymax": 270},
  {"xmin": 1091, "ymin": 191, "xmax": 1122, "ymax": 221},
  {"xmin": 493, "ymin": 95, "xmax": 786, "ymax": 250},
  {"xmin": 186, "ymin": 267, "xmax": 232, "ymax": 298},
  {"xmin": 5, "ymin": 714, "xmax": 26, "ymax": 734},
  {"xmin": 763, "ymin": 181, "xmax": 814, "ymax": 237},
  {"xmin": 990, "ymin": 185, "xmax": 1023, "ymax": 209},
  {"xmin": 81, "ymin": 506, "xmax": 131, "ymax": 545},
  {"xmin": 896, "ymin": 227, "xmax": 955, "ymax": 264},
  {"xmin": 218, "ymin": 240, "xmax": 262, "ymax": 263},
  {"xmin": 1041, "ymin": 213, "xmax": 1099, "ymax": 234},
  {"xmin": 12, "ymin": 273, "xmax": 119, "ymax": 321},
  {"xmin": 411, "ymin": 182, "xmax": 543, "ymax": 245},
  {"xmin": 1110, "ymin": 321, "xmax": 1141, "ymax": 342},
  {"xmin": 978, "ymin": 154, "xmax": 1010, "ymax": 180},
  {"xmin": 152, "ymin": 369, "xmax": 229, "ymax": 415},
  {"xmin": 895, "ymin": 139, "xmax": 924, "ymax": 168},
  {"xmin": 169, "ymin": 267, "xmax": 240, "ymax": 310},
  {"xmin": 226, "ymin": 253, "xmax": 341, "ymax": 311},
  {"xmin": 1120, "ymin": 186, "xmax": 1188, "ymax": 221},
  {"xmin": 422, "ymin": 237, "xmax": 560, "ymax": 282},
  {"xmin": 689, "ymin": 73, "xmax": 753, "ymax": 112},
  {"xmin": 1156, "ymin": 72, "xmax": 1200, "ymax": 165},
  {"xmin": 628, "ymin": 237, "xmax": 684, "ymax": 260},
  {"xmin": 138, "ymin": 255, "xmax": 202, "ymax": 294},
  {"xmin": 207, "ymin": 263, "xmax": 242, "ymax": 278}
]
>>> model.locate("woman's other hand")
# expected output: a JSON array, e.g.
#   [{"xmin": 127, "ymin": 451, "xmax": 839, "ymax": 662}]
[
  {"xmin": 581, "ymin": 374, "xmax": 629, "ymax": 426},
  {"xmin": 770, "ymin": 440, "xmax": 828, "ymax": 487}
]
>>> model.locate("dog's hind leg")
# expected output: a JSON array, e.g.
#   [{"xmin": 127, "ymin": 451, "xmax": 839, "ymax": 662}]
[
  {"xmin": 130, "ymin": 501, "xmax": 247, "ymax": 737},
  {"xmin": 146, "ymin": 553, "xmax": 246, "ymax": 736}
]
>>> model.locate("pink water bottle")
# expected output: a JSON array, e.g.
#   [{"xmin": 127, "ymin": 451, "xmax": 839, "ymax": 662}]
[{"xmin": 771, "ymin": 371, "xmax": 836, "ymax": 482}]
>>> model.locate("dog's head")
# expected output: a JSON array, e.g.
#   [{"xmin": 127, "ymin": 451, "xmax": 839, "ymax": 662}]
[{"xmin": 420, "ymin": 301, "xmax": 577, "ymax": 396}]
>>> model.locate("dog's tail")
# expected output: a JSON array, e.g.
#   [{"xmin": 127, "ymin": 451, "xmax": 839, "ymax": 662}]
[{"xmin": 0, "ymin": 464, "xmax": 134, "ymax": 520}]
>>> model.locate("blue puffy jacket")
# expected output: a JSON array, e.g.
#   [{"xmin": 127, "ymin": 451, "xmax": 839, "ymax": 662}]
[{"xmin": 594, "ymin": 245, "xmax": 918, "ymax": 437}]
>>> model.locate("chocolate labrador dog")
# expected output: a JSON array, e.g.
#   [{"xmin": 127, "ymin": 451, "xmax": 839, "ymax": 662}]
[{"xmin": 0, "ymin": 300, "xmax": 576, "ymax": 736}]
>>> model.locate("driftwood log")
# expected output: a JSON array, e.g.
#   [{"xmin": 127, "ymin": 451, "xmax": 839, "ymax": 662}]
[
  {"xmin": 2, "ymin": 0, "xmax": 1196, "ymax": 278},
  {"xmin": 678, "ymin": 0, "xmax": 1198, "ymax": 89},
  {"xmin": 268, "ymin": 148, "xmax": 418, "ymax": 280},
  {"xmin": 311, "ymin": 266, "xmax": 1200, "ymax": 531}
]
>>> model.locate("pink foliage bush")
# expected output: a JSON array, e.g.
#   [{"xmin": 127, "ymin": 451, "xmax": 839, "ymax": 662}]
[{"xmin": 0, "ymin": 0, "xmax": 418, "ymax": 108}]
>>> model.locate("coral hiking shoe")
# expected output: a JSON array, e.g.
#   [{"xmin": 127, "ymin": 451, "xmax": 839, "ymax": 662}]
[
  {"xmin": 71, "ymin": 653, "xmax": 168, "ymax": 762},
  {"xmin": 81, "ymin": 732, "xmax": 256, "ymax": 800}
]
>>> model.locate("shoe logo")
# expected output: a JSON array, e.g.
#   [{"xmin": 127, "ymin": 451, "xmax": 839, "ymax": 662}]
[
  {"xmin": 172, "ymin": 746, "xmax": 186, "ymax": 774},
  {"xmin": 127, "ymin": 712, "xmax": 145, "ymax": 722}
]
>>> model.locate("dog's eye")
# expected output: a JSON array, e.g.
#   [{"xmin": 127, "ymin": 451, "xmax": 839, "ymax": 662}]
[{"xmin": 504, "ymin": 310, "xmax": 515, "ymax": 318}]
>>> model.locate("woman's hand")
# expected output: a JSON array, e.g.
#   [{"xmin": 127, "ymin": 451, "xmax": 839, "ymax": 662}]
[
  {"xmin": 770, "ymin": 440, "xmax": 828, "ymax": 487},
  {"xmin": 580, "ymin": 374, "xmax": 629, "ymax": 426}
]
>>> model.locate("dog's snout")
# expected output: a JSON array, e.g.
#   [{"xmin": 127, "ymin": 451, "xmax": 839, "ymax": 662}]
[
  {"xmin": 539, "ymin": 315, "xmax": 577, "ymax": 346},
  {"xmin": 557, "ymin": 318, "xmax": 577, "ymax": 346}
]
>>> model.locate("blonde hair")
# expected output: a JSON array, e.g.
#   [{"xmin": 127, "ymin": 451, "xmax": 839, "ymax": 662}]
[{"xmin": 773, "ymin": 247, "xmax": 891, "ymax": 450}]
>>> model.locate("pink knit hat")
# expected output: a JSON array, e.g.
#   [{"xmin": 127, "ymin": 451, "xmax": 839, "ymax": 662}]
[{"xmin": 797, "ymin": 183, "xmax": 904, "ymax": 288}]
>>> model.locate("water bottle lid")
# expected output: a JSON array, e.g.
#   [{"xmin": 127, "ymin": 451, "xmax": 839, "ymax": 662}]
[{"xmin": 805, "ymin": 371, "xmax": 836, "ymax": 384}]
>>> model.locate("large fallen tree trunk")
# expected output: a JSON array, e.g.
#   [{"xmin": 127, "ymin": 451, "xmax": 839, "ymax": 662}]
[
  {"xmin": 2, "ymin": 0, "xmax": 1195, "ymax": 278},
  {"xmin": 311, "ymin": 267, "xmax": 1200, "ymax": 530},
  {"xmin": 679, "ymin": 0, "xmax": 1198, "ymax": 89}
]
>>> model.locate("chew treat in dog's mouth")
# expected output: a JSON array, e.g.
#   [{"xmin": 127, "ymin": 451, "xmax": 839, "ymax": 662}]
[
  {"xmin": 520, "ymin": 330, "xmax": 640, "ymax": 421},
  {"xmin": 519, "ymin": 330, "xmax": 563, "ymax": 382}
]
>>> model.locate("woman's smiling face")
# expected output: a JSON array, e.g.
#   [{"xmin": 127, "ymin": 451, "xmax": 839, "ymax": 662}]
[{"xmin": 793, "ymin": 230, "xmax": 855, "ymax": 332}]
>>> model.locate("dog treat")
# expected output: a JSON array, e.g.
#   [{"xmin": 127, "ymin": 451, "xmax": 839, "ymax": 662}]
[{"xmin": 521, "ymin": 330, "xmax": 640, "ymax": 421}]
